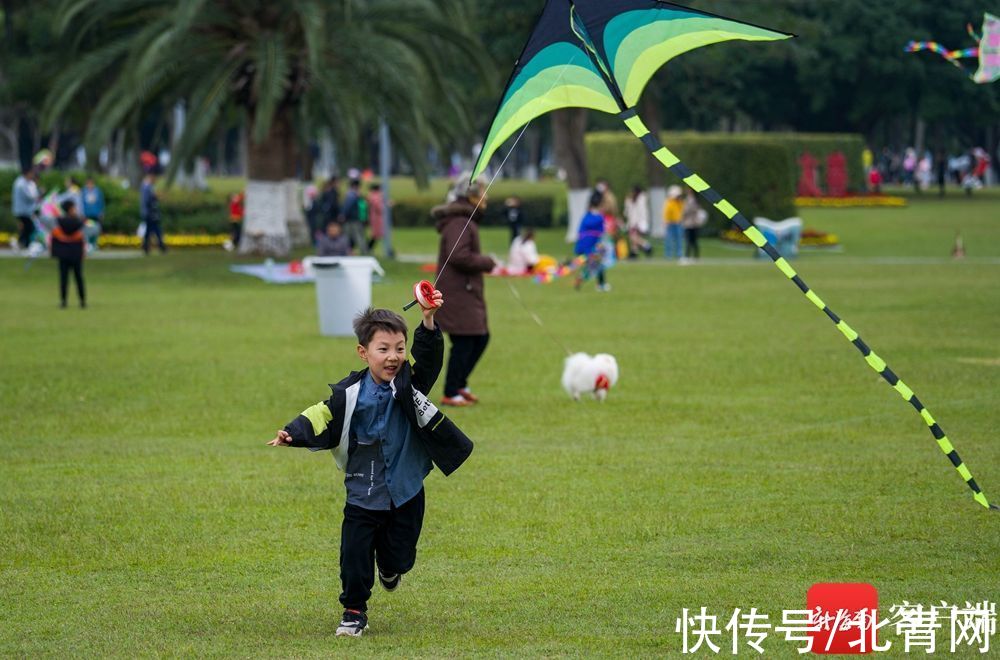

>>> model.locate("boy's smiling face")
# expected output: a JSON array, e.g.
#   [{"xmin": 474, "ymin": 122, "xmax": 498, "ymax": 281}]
[{"xmin": 358, "ymin": 330, "xmax": 407, "ymax": 384}]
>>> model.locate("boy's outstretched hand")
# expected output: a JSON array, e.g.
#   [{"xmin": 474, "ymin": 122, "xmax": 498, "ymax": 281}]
[
  {"xmin": 422, "ymin": 288, "xmax": 444, "ymax": 330},
  {"xmin": 267, "ymin": 429, "xmax": 292, "ymax": 446}
]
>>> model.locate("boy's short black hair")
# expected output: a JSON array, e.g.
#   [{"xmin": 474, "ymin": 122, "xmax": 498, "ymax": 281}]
[
  {"xmin": 60, "ymin": 199, "xmax": 76, "ymax": 213},
  {"xmin": 353, "ymin": 307, "xmax": 408, "ymax": 346}
]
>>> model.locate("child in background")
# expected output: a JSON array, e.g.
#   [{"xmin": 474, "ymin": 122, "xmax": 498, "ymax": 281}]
[
  {"xmin": 662, "ymin": 184, "xmax": 684, "ymax": 260},
  {"xmin": 268, "ymin": 295, "xmax": 474, "ymax": 638},
  {"xmin": 507, "ymin": 227, "xmax": 539, "ymax": 275},
  {"xmin": 316, "ymin": 221, "xmax": 351, "ymax": 257},
  {"xmin": 574, "ymin": 191, "xmax": 611, "ymax": 292},
  {"xmin": 51, "ymin": 199, "xmax": 86, "ymax": 308}
]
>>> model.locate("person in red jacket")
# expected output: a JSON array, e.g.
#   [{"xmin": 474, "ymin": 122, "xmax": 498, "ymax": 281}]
[
  {"xmin": 51, "ymin": 199, "xmax": 86, "ymax": 308},
  {"xmin": 228, "ymin": 191, "xmax": 244, "ymax": 249}
]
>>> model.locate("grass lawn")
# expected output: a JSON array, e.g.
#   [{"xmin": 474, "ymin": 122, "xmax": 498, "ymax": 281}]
[{"xmin": 2, "ymin": 192, "xmax": 999, "ymax": 657}]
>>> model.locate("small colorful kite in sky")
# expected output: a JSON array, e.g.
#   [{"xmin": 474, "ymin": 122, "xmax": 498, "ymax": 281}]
[{"xmin": 905, "ymin": 12, "xmax": 1000, "ymax": 83}]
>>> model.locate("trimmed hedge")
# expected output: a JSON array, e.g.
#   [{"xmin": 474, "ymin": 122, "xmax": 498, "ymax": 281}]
[
  {"xmin": 587, "ymin": 132, "xmax": 796, "ymax": 233},
  {"xmin": 0, "ymin": 169, "xmax": 231, "ymax": 234},
  {"xmin": 760, "ymin": 133, "xmax": 866, "ymax": 193},
  {"xmin": 391, "ymin": 193, "xmax": 555, "ymax": 228},
  {"xmin": 1, "ymin": 170, "xmax": 556, "ymax": 234}
]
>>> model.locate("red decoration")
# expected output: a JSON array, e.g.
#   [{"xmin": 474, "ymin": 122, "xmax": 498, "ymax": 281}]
[
  {"xmin": 797, "ymin": 151, "xmax": 823, "ymax": 197},
  {"xmin": 826, "ymin": 151, "xmax": 848, "ymax": 197}
]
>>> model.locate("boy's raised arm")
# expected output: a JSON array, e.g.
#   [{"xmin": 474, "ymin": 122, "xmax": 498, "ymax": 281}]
[{"xmin": 411, "ymin": 289, "xmax": 444, "ymax": 394}]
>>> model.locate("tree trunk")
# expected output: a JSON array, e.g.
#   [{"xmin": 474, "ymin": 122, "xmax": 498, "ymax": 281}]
[
  {"xmin": 522, "ymin": 125, "xmax": 540, "ymax": 182},
  {"xmin": 552, "ymin": 108, "xmax": 589, "ymax": 241},
  {"xmin": 47, "ymin": 119, "xmax": 61, "ymax": 164},
  {"xmin": 240, "ymin": 108, "xmax": 314, "ymax": 254},
  {"xmin": 914, "ymin": 116, "xmax": 926, "ymax": 156}
]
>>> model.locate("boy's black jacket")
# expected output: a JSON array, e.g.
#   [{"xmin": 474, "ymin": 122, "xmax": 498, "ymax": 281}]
[{"xmin": 283, "ymin": 324, "xmax": 473, "ymax": 476}]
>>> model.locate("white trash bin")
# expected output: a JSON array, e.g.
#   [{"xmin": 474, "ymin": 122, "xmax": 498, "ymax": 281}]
[{"xmin": 306, "ymin": 256, "xmax": 385, "ymax": 337}]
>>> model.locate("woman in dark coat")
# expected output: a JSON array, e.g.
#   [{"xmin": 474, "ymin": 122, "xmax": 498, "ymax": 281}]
[
  {"xmin": 434, "ymin": 176, "xmax": 496, "ymax": 406},
  {"xmin": 51, "ymin": 199, "xmax": 86, "ymax": 308}
]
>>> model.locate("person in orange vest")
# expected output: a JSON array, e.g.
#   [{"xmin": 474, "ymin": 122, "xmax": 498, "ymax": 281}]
[{"xmin": 51, "ymin": 199, "xmax": 86, "ymax": 308}]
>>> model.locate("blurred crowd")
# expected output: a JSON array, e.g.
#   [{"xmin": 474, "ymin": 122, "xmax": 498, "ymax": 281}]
[{"xmin": 867, "ymin": 146, "xmax": 994, "ymax": 195}]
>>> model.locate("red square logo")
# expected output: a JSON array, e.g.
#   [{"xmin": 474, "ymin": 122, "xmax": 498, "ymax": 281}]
[{"xmin": 807, "ymin": 583, "xmax": 879, "ymax": 654}]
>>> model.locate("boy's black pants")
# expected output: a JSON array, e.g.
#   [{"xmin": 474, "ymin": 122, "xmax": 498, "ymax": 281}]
[{"xmin": 340, "ymin": 489, "xmax": 425, "ymax": 611}]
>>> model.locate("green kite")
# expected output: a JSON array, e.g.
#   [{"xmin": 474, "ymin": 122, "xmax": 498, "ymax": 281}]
[{"xmin": 472, "ymin": 0, "xmax": 994, "ymax": 510}]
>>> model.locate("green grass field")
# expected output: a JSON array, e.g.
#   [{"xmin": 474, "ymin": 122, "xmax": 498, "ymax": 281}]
[{"xmin": 2, "ymin": 192, "xmax": 999, "ymax": 657}]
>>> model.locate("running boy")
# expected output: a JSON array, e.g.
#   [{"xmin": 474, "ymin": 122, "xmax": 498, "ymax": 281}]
[{"xmin": 268, "ymin": 291, "xmax": 474, "ymax": 637}]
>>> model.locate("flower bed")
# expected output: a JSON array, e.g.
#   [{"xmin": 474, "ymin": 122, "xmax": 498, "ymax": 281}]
[
  {"xmin": 1, "ymin": 231, "xmax": 229, "ymax": 249},
  {"xmin": 794, "ymin": 195, "xmax": 906, "ymax": 208},
  {"xmin": 720, "ymin": 228, "xmax": 840, "ymax": 248}
]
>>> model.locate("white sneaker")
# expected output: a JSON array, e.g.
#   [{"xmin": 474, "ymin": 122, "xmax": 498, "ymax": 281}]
[
  {"xmin": 597, "ymin": 283, "xmax": 612, "ymax": 292},
  {"xmin": 336, "ymin": 609, "xmax": 368, "ymax": 637}
]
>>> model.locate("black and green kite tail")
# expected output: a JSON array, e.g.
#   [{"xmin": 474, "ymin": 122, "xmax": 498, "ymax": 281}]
[{"xmin": 619, "ymin": 107, "xmax": 996, "ymax": 511}]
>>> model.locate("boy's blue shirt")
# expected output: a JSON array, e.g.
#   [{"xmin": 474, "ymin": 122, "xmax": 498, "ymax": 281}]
[{"xmin": 345, "ymin": 372, "xmax": 432, "ymax": 510}]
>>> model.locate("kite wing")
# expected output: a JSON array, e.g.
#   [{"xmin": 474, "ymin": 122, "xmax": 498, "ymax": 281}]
[
  {"xmin": 471, "ymin": 1, "xmax": 620, "ymax": 181},
  {"xmin": 472, "ymin": 0, "xmax": 791, "ymax": 180},
  {"xmin": 576, "ymin": 0, "xmax": 793, "ymax": 107}
]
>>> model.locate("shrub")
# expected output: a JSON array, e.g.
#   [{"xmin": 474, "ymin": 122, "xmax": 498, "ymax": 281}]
[
  {"xmin": 391, "ymin": 193, "xmax": 555, "ymax": 228},
  {"xmin": 587, "ymin": 132, "xmax": 796, "ymax": 233},
  {"xmin": 760, "ymin": 133, "xmax": 866, "ymax": 193},
  {"xmin": 0, "ymin": 169, "xmax": 231, "ymax": 234},
  {"xmin": 1, "ymin": 170, "xmax": 559, "ymax": 235}
]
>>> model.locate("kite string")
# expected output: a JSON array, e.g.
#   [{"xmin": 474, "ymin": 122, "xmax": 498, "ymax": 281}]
[
  {"xmin": 506, "ymin": 280, "xmax": 574, "ymax": 357},
  {"xmin": 432, "ymin": 56, "xmax": 580, "ymax": 288}
]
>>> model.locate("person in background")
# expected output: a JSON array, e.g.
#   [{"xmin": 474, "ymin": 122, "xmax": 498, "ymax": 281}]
[
  {"xmin": 507, "ymin": 227, "xmax": 539, "ymax": 275},
  {"xmin": 302, "ymin": 182, "xmax": 319, "ymax": 244},
  {"xmin": 61, "ymin": 176, "xmax": 84, "ymax": 213},
  {"xmin": 81, "ymin": 177, "xmax": 105, "ymax": 252},
  {"xmin": 81, "ymin": 177, "xmax": 105, "ymax": 224},
  {"xmin": 623, "ymin": 184, "xmax": 652, "ymax": 258},
  {"xmin": 228, "ymin": 191, "xmax": 244, "ymax": 250},
  {"xmin": 341, "ymin": 179, "xmax": 368, "ymax": 255},
  {"xmin": 366, "ymin": 183, "xmax": 385, "ymax": 254},
  {"xmin": 574, "ymin": 191, "xmax": 611, "ymax": 292},
  {"xmin": 140, "ymin": 172, "xmax": 167, "ymax": 254},
  {"xmin": 680, "ymin": 186, "xmax": 705, "ymax": 263},
  {"xmin": 51, "ymin": 199, "xmax": 86, "ymax": 308},
  {"xmin": 935, "ymin": 150, "xmax": 947, "ymax": 198},
  {"xmin": 12, "ymin": 167, "xmax": 40, "ymax": 250},
  {"xmin": 868, "ymin": 167, "xmax": 883, "ymax": 194},
  {"xmin": 504, "ymin": 196, "xmax": 524, "ymax": 244},
  {"xmin": 662, "ymin": 184, "xmax": 684, "ymax": 260},
  {"xmin": 434, "ymin": 174, "xmax": 496, "ymax": 407},
  {"xmin": 594, "ymin": 178, "xmax": 619, "ymax": 221},
  {"xmin": 316, "ymin": 220, "xmax": 351, "ymax": 257},
  {"xmin": 318, "ymin": 176, "xmax": 341, "ymax": 233}
]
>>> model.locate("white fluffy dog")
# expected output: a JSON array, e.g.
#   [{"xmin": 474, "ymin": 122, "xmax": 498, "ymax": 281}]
[{"xmin": 562, "ymin": 352, "xmax": 619, "ymax": 401}]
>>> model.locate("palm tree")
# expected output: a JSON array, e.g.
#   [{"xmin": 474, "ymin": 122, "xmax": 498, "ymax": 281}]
[{"xmin": 43, "ymin": 0, "xmax": 489, "ymax": 255}]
